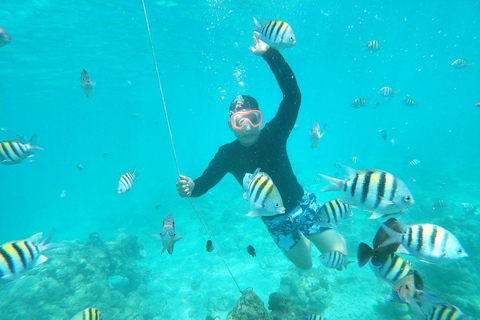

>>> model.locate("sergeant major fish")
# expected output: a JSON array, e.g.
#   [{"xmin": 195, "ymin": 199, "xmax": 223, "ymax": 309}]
[
  {"xmin": 0, "ymin": 229, "xmax": 61, "ymax": 281},
  {"xmin": 70, "ymin": 308, "xmax": 103, "ymax": 320},
  {"xmin": 309, "ymin": 121, "xmax": 325, "ymax": 149},
  {"xmin": 0, "ymin": 134, "xmax": 43, "ymax": 165},
  {"xmin": 378, "ymin": 87, "xmax": 397, "ymax": 97},
  {"xmin": 451, "ymin": 59, "xmax": 471, "ymax": 69},
  {"xmin": 243, "ymin": 168, "xmax": 285, "ymax": 217},
  {"xmin": 378, "ymin": 218, "xmax": 468, "ymax": 264},
  {"xmin": 306, "ymin": 315, "xmax": 326, "ymax": 320},
  {"xmin": 252, "ymin": 17, "xmax": 296, "ymax": 50},
  {"xmin": 365, "ymin": 40, "xmax": 380, "ymax": 52},
  {"xmin": 152, "ymin": 213, "xmax": 184, "ymax": 255},
  {"xmin": 314, "ymin": 198, "xmax": 353, "ymax": 227},
  {"xmin": 80, "ymin": 69, "xmax": 95, "ymax": 97},
  {"xmin": 351, "ymin": 98, "xmax": 368, "ymax": 108},
  {"xmin": 317, "ymin": 166, "xmax": 414, "ymax": 219},
  {"xmin": 319, "ymin": 250, "xmax": 353, "ymax": 271},
  {"xmin": 0, "ymin": 26, "xmax": 11, "ymax": 47},
  {"xmin": 117, "ymin": 168, "xmax": 138, "ymax": 194},
  {"xmin": 402, "ymin": 95, "xmax": 416, "ymax": 106}
]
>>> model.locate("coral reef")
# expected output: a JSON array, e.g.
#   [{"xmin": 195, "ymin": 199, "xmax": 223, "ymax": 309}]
[
  {"xmin": 0, "ymin": 230, "xmax": 156, "ymax": 320},
  {"xmin": 226, "ymin": 290, "xmax": 271, "ymax": 320}
]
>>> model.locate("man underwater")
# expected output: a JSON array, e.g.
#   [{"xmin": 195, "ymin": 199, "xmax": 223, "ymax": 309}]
[{"xmin": 176, "ymin": 35, "xmax": 347, "ymax": 269}]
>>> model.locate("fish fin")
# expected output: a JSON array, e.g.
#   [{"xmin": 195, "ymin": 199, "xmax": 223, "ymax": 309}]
[
  {"xmin": 173, "ymin": 235, "xmax": 184, "ymax": 243},
  {"xmin": 27, "ymin": 134, "xmax": 44, "ymax": 151},
  {"xmin": 42, "ymin": 243, "xmax": 62, "ymax": 251},
  {"xmin": 368, "ymin": 211, "xmax": 386, "ymax": 219},
  {"xmin": 132, "ymin": 168, "xmax": 139, "ymax": 177},
  {"xmin": 1, "ymin": 274, "xmax": 22, "ymax": 281},
  {"xmin": 252, "ymin": 17, "xmax": 263, "ymax": 31},
  {"xmin": 27, "ymin": 232, "xmax": 44, "ymax": 244},
  {"xmin": 246, "ymin": 211, "xmax": 261, "ymax": 217},
  {"xmin": 378, "ymin": 224, "xmax": 403, "ymax": 248},
  {"xmin": 373, "ymin": 218, "xmax": 400, "ymax": 248},
  {"xmin": 33, "ymin": 255, "xmax": 48, "ymax": 267},
  {"xmin": 396, "ymin": 244, "xmax": 410, "ymax": 255},
  {"xmin": 341, "ymin": 165, "xmax": 357, "ymax": 179},
  {"xmin": 357, "ymin": 242, "xmax": 373, "ymax": 267},
  {"xmin": 161, "ymin": 247, "xmax": 166, "ymax": 255},
  {"xmin": 40, "ymin": 228, "xmax": 56, "ymax": 248},
  {"xmin": 316, "ymin": 174, "xmax": 345, "ymax": 192}
]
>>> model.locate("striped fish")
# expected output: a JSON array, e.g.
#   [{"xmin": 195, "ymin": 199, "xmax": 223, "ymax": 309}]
[
  {"xmin": 424, "ymin": 303, "xmax": 471, "ymax": 320},
  {"xmin": 351, "ymin": 98, "xmax": 368, "ymax": 108},
  {"xmin": 319, "ymin": 250, "xmax": 353, "ymax": 270},
  {"xmin": 402, "ymin": 95, "xmax": 416, "ymax": 106},
  {"xmin": 451, "ymin": 59, "xmax": 470, "ymax": 69},
  {"xmin": 0, "ymin": 134, "xmax": 43, "ymax": 165},
  {"xmin": 432, "ymin": 199, "xmax": 449, "ymax": 210},
  {"xmin": 317, "ymin": 167, "xmax": 414, "ymax": 219},
  {"xmin": 358, "ymin": 242, "xmax": 417, "ymax": 286},
  {"xmin": 0, "ymin": 229, "xmax": 60, "ymax": 281},
  {"xmin": 252, "ymin": 17, "xmax": 296, "ymax": 50},
  {"xmin": 314, "ymin": 199, "xmax": 353, "ymax": 227},
  {"xmin": 243, "ymin": 168, "xmax": 285, "ymax": 217},
  {"xmin": 306, "ymin": 315, "xmax": 326, "ymax": 320},
  {"xmin": 117, "ymin": 168, "xmax": 138, "ymax": 194},
  {"xmin": 0, "ymin": 25, "xmax": 11, "ymax": 47},
  {"xmin": 461, "ymin": 202, "xmax": 477, "ymax": 214},
  {"xmin": 365, "ymin": 40, "xmax": 380, "ymax": 51},
  {"xmin": 409, "ymin": 159, "xmax": 420, "ymax": 167},
  {"xmin": 379, "ymin": 218, "xmax": 468, "ymax": 264},
  {"xmin": 378, "ymin": 87, "xmax": 397, "ymax": 97},
  {"xmin": 70, "ymin": 308, "xmax": 103, "ymax": 320}
]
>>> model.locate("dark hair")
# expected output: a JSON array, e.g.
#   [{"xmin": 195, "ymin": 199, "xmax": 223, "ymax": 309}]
[{"xmin": 229, "ymin": 95, "xmax": 259, "ymax": 114}]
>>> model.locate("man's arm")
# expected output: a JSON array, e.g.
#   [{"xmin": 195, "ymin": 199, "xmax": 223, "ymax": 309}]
[
  {"xmin": 177, "ymin": 146, "xmax": 228, "ymax": 198},
  {"xmin": 262, "ymin": 47, "xmax": 301, "ymax": 138}
]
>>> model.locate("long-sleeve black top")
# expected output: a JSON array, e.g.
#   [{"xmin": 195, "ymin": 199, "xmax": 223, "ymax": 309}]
[{"xmin": 191, "ymin": 48, "xmax": 303, "ymax": 214}]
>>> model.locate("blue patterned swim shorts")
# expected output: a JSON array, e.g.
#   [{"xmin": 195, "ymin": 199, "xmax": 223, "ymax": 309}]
[{"xmin": 261, "ymin": 192, "xmax": 329, "ymax": 252}]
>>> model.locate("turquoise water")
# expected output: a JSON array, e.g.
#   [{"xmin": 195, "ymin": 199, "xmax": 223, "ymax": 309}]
[{"xmin": 1, "ymin": 0, "xmax": 479, "ymax": 319}]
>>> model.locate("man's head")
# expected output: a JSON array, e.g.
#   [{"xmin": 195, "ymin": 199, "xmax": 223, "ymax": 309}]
[{"xmin": 228, "ymin": 95, "xmax": 262, "ymax": 146}]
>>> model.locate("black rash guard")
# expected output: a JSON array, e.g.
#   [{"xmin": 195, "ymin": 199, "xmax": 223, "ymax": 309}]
[{"xmin": 191, "ymin": 48, "xmax": 303, "ymax": 213}]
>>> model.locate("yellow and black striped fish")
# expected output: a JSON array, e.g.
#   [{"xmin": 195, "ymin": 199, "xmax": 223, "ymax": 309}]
[
  {"xmin": 378, "ymin": 86, "xmax": 397, "ymax": 97},
  {"xmin": 0, "ymin": 229, "xmax": 60, "ymax": 281},
  {"xmin": 318, "ymin": 167, "xmax": 414, "ymax": 219},
  {"xmin": 402, "ymin": 95, "xmax": 417, "ymax": 106},
  {"xmin": 451, "ymin": 58, "xmax": 470, "ymax": 69},
  {"xmin": 314, "ymin": 198, "xmax": 352, "ymax": 227},
  {"xmin": 351, "ymin": 98, "xmax": 368, "ymax": 108},
  {"xmin": 379, "ymin": 219, "xmax": 468, "ymax": 264},
  {"xmin": 0, "ymin": 134, "xmax": 43, "ymax": 165},
  {"xmin": 70, "ymin": 308, "xmax": 103, "ymax": 320},
  {"xmin": 252, "ymin": 17, "xmax": 296, "ymax": 50},
  {"xmin": 365, "ymin": 40, "xmax": 381, "ymax": 51},
  {"xmin": 358, "ymin": 242, "xmax": 416, "ymax": 285},
  {"xmin": 243, "ymin": 168, "xmax": 285, "ymax": 217},
  {"xmin": 424, "ymin": 303, "xmax": 471, "ymax": 320},
  {"xmin": 117, "ymin": 168, "xmax": 138, "ymax": 194},
  {"xmin": 306, "ymin": 315, "xmax": 326, "ymax": 320},
  {"xmin": 319, "ymin": 250, "xmax": 353, "ymax": 271}
]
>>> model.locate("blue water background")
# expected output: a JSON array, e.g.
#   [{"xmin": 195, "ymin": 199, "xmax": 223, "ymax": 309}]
[{"xmin": 1, "ymin": 0, "xmax": 479, "ymax": 319}]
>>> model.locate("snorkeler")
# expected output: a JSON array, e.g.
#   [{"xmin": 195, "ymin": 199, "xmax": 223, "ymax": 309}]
[{"xmin": 176, "ymin": 34, "xmax": 347, "ymax": 269}]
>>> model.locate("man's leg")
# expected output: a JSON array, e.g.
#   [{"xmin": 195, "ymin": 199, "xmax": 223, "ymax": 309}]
[
  {"xmin": 283, "ymin": 234, "xmax": 313, "ymax": 270},
  {"xmin": 308, "ymin": 229, "xmax": 348, "ymax": 255}
]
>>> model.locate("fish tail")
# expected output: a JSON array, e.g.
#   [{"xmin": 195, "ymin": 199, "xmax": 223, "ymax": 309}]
[
  {"xmin": 317, "ymin": 174, "xmax": 345, "ymax": 192},
  {"xmin": 27, "ymin": 134, "xmax": 44, "ymax": 150},
  {"xmin": 252, "ymin": 17, "xmax": 263, "ymax": 31},
  {"xmin": 357, "ymin": 242, "xmax": 373, "ymax": 267},
  {"xmin": 379, "ymin": 224, "xmax": 403, "ymax": 248},
  {"xmin": 40, "ymin": 228, "xmax": 62, "ymax": 251},
  {"xmin": 132, "ymin": 167, "xmax": 139, "ymax": 178}
]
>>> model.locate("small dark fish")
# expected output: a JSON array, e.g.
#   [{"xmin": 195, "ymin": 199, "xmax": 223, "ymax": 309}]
[
  {"xmin": 155, "ymin": 204, "xmax": 161, "ymax": 210},
  {"xmin": 206, "ymin": 240, "xmax": 214, "ymax": 252},
  {"xmin": 80, "ymin": 69, "xmax": 95, "ymax": 98},
  {"xmin": 365, "ymin": 40, "xmax": 380, "ymax": 52},
  {"xmin": 77, "ymin": 163, "xmax": 83, "ymax": 171},
  {"xmin": 351, "ymin": 97, "xmax": 368, "ymax": 108},
  {"xmin": 402, "ymin": 95, "xmax": 416, "ymax": 106},
  {"xmin": 476, "ymin": 102, "xmax": 480, "ymax": 108},
  {"xmin": 0, "ymin": 26, "xmax": 11, "ymax": 47},
  {"xmin": 247, "ymin": 245, "xmax": 256, "ymax": 257},
  {"xmin": 379, "ymin": 129, "xmax": 387, "ymax": 140}
]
